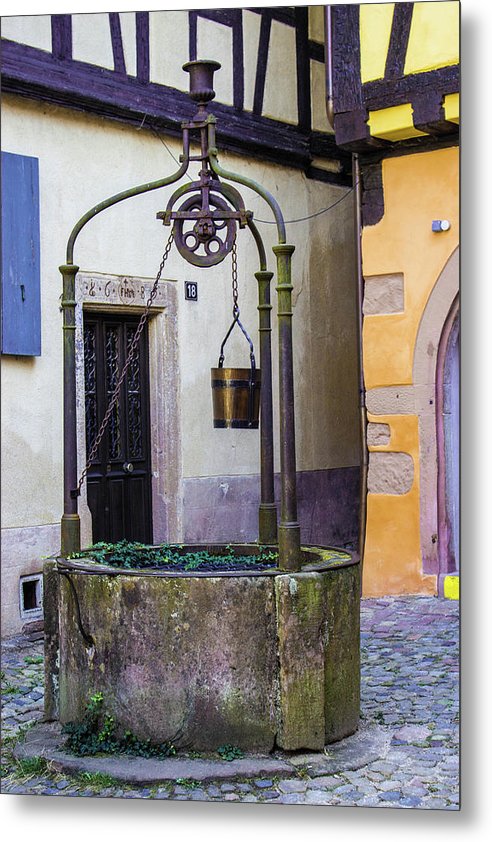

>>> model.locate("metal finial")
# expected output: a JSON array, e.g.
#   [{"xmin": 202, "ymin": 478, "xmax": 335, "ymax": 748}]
[{"xmin": 183, "ymin": 60, "xmax": 221, "ymax": 118}]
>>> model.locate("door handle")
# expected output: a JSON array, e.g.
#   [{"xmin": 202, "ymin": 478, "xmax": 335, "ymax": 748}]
[{"xmin": 123, "ymin": 462, "xmax": 134, "ymax": 474}]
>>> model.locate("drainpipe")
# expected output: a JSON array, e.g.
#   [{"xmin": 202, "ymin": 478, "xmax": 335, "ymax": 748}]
[
  {"xmin": 353, "ymin": 153, "xmax": 368, "ymax": 575},
  {"xmin": 324, "ymin": 5, "xmax": 334, "ymax": 131}
]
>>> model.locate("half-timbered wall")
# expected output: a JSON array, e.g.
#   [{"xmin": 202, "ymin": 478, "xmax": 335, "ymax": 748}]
[
  {"xmin": 1, "ymin": 7, "xmax": 350, "ymax": 182},
  {"xmin": 331, "ymin": 1, "xmax": 459, "ymax": 151}
]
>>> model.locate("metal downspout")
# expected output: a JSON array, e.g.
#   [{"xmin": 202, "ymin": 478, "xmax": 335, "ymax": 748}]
[{"xmin": 324, "ymin": 5, "xmax": 335, "ymax": 131}]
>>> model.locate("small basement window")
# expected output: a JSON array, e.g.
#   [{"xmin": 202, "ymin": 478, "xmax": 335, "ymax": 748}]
[{"xmin": 19, "ymin": 574, "xmax": 43, "ymax": 619}]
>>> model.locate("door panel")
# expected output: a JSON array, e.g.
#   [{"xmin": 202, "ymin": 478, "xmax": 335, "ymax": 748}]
[{"xmin": 83, "ymin": 313, "xmax": 153, "ymax": 544}]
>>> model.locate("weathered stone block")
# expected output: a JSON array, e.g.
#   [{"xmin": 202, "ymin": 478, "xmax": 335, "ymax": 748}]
[
  {"xmin": 43, "ymin": 560, "xmax": 60, "ymax": 721},
  {"xmin": 366, "ymin": 422, "xmax": 391, "ymax": 447},
  {"xmin": 368, "ymin": 451, "xmax": 414, "ymax": 495},
  {"xmin": 58, "ymin": 573, "xmax": 278, "ymax": 751},
  {"xmin": 275, "ymin": 573, "xmax": 326, "ymax": 751},
  {"xmin": 363, "ymin": 273, "xmax": 404, "ymax": 315},
  {"xmin": 323, "ymin": 563, "xmax": 360, "ymax": 743}
]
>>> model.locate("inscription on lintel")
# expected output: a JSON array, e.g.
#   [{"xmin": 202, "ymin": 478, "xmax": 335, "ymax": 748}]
[{"xmin": 78, "ymin": 274, "xmax": 169, "ymax": 307}]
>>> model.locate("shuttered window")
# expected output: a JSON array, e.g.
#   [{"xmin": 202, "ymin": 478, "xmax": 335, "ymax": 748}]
[{"xmin": 1, "ymin": 151, "xmax": 41, "ymax": 356}]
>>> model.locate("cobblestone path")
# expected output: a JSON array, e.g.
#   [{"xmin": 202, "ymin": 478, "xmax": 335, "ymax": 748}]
[{"xmin": 1, "ymin": 596, "xmax": 459, "ymax": 809}]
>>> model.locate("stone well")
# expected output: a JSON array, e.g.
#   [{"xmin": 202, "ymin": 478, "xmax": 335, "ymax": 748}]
[{"xmin": 44, "ymin": 546, "xmax": 360, "ymax": 752}]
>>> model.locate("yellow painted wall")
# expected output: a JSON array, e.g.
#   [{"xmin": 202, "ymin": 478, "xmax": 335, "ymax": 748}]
[
  {"xmin": 444, "ymin": 93, "xmax": 460, "ymax": 124},
  {"xmin": 362, "ymin": 147, "xmax": 459, "ymax": 391},
  {"xmin": 360, "ymin": 3, "xmax": 395, "ymax": 83},
  {"xmin": 405, "ymin": 1, "xmax": 460, "ymax": 75},
  {"xmin": 363, "ymin": 412, "xmax": 436, "ymax": 596},
  {"xmin": 361, "ymin": 146, "xmax": 459, "ymax": 596}
]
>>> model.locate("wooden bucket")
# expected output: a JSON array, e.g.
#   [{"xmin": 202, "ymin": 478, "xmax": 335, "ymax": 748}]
[{"xmin": 211, "ymin": 367, "xmax": 261, "ymax": 428}]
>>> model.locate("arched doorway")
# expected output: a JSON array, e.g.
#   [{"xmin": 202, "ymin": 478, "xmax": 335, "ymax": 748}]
[{"xmin": 437, "ymin": 299, "xmax": 460, "ymax": 581}]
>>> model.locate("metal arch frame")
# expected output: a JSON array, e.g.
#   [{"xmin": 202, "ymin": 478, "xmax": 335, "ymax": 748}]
[{"xmin": 60, "ymin": 62, "xmax": 301, "ymax": 572}]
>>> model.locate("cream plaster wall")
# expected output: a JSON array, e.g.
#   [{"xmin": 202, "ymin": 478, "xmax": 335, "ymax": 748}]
[
  {"xmin": 242, "ymin": 10, "xmax": 262, "ymax": 112},
  {"xmin": 262, "ymin": 20, "xmax": 298, "ymax": 125},
  {"xmin": 149, "ymin": 11, "xmax": 190, "ymax": 91},
  {"xmin": 1, "ymin": 14, "xmax": 52, "ymax": 52},
  {"xmin": 72, "ymin": 14, "xmax": 114, "ymax": 71}
]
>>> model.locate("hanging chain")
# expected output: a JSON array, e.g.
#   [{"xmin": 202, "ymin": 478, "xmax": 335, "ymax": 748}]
[
  {"xmin": 218, "ymin": 232, "xmax": 256, "ymax": 370},
  {"xmin": 231, "ymin": 236, "xmax": 239, "ymax": 317},
  {"xmin": 74, "ymin": 228, "xmax": 175, "ymax": 497}
]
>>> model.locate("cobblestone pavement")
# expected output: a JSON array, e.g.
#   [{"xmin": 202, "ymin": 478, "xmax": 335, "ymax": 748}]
[{"xmin": 1, "ymin": 596, "xmax": 459, "ymax": 809}]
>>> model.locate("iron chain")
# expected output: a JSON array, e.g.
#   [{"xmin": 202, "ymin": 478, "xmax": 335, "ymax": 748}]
[
  {"xmin": 231, "ymin": 236, "xmax": 239, "ymax": 317},
  {"xmin": 74, "ymin": 228, "xmax": 175, "ymax": 496}
]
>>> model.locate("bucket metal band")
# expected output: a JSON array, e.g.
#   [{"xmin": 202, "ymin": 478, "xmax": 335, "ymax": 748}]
[{"xmin": 213, "ymin": 419, "xmax": 260, "ymax": 429}]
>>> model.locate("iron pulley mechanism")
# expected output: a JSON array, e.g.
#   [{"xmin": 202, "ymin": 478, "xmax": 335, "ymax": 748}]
[{"xmin": 157, "ymin": 173, "xmax": 251, "ymax": 268}]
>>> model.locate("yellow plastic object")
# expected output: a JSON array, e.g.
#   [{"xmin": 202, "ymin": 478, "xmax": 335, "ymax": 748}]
[{"xmin": 443, "ymin": 575, "xmax": 460, "ymax": 600}]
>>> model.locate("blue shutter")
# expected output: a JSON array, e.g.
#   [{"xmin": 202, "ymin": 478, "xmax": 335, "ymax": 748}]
[{"xmin": 1, "ymin": 151, "xmax": 41, "ymax": 356}]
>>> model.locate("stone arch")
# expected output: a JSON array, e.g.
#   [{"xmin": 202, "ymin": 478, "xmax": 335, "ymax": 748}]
[
  {"xmin": 436, "ymin": 299, "xmax": 459, "ymax": 579},
  {"xmin": 412, "ymin": 246, "xmax": 459, "ymax": 578}
]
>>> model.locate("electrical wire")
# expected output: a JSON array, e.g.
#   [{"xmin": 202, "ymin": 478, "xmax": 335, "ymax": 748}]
[
  {"xmin": 254, "ymin": 186, "xmax": 356, "ymax": 225},
  {"xmin": 138, "ymin": 113, "xmax": 357, "ymax": 225}
]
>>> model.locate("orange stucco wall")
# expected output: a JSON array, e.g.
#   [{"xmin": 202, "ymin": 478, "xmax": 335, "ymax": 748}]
[
  {"xmin": 362, "ymin": 147, "xmax": 459, "ymax": 390},
  {"xmin": 361, "ymin": 146, "xmax": 459, "ymax": 596}
]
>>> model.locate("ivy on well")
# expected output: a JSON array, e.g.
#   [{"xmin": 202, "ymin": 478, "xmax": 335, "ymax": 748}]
[
  {"xmin": 216, "ymin": 744, "xmax": 244, "ymax": 762},
  {"xmin": 62, "ymin": 692, "xmax": 177, "ymax": 759},
  {"xmin": 69, "ymin": 540, "xmax": 279, "ymax": 573}
]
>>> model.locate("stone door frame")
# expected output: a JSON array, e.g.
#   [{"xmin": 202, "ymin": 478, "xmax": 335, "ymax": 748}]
[
  {"xmin": 436, "ymin": 296, "xmax": 460, "ymax": 580},
  {"xmin": 75, "ymin": 271, "xmax": 181, "ymax": 548},
  {"xmin": 413, "ymin": 247, "xmax": 459, "ymax": 582}
]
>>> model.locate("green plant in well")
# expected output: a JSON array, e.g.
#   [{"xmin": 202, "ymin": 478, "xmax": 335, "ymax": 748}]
[
  {"xmin": 68, "ymin": 540, "xmax": 279, "ymax": 573},
  {"xmin": 24, "ymin": 655, "xmax": 44, "ymax": 665},
  {"xmin": 216, "ymin": 744, "xmax": 244, "ymax": 762},
  {"xmin": 62, "ymin": 692, "xmax": 177, "ymax": 759}
]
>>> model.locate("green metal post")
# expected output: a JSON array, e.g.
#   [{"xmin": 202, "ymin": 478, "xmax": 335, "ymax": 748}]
[
  {"xmin": 256, "ymin": 270, "xmax": 277, "ymax": 544},
  {"xmin": 273, "ymin": 244, "xmax": 301, "ymax": 571},
  {"xmin": 60, "ymin": 263, "xmax": 81, "ymax": 557}
]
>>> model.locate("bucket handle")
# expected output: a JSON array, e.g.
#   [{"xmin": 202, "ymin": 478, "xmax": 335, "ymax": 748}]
[
  {"xmin": 218, "ymin": 306, "xmax": 256, "ymax": 373},
  {"xmin": 217, "ymin": 307, "xmax": 258, "ymax": 426}
]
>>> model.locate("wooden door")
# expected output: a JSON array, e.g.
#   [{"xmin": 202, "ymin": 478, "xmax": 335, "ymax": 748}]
[{"xmin": 83, "ymin": 312, "xmax": 152, "ymax": 544}]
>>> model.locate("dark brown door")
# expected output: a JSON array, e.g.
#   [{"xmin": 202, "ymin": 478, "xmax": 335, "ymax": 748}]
[{"xmin": 83, "ymin": 312, "xmax": 152, "ymax": 544}]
